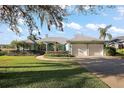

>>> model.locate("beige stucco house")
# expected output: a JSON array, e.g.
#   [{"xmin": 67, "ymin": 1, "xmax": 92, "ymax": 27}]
[{"xmin": 67, "ymin": 34, "xmax": 104, "ymax": 57}]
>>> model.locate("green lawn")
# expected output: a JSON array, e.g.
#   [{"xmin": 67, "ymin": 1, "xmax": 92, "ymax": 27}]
[
  {"xmin": 116, "ymin": 49, "xmax": 124, "ymax": 55},
  {"xmin": 0, "ymin": 56, "xmax": 109, "ymax": 88}
]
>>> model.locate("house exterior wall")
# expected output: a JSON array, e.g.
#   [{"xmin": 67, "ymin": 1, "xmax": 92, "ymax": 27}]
[{"xmin": 70, "ymin": 43, "xmax": 104, "ymax": 57}]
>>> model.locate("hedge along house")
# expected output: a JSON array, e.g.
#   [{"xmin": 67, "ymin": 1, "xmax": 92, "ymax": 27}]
[
  {"xmin": 67, "ymin": 34, "xmax": 104, "ymax": 57},
  {"xmin": 36, "ymin": 36, "xmax": 68, "ymax": 53}
]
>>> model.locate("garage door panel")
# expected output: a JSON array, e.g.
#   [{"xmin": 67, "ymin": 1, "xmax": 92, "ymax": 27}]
[
  {"xmin": 78, "ymin": 48, "xmax": 87, "ymax": 56},
  {"xmin": 89, "ymin": 44, "xmax": 103, "ymax": 56},
  {"xmin": 72, "ymin": 44, "xmax": 88, "ymax": 57}
]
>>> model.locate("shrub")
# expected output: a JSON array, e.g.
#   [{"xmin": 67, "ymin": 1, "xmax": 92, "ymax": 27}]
[
  {"xmin": 116, "ymin": 49, "xmax": 124, "ymax": 55},
  {"xmin": 104, "ymin": 47, "xmax": 116, "ymax": 56},
  {"xmin": 44, "ymin": 51, "xmax": 74, "ymax": 57},
  {"xmin": 5, "ymin": 50, "xmax": 45, "ymax": 56},
  {"xmin": 0, "ymin": 50, "xmax": 6, "ymax": 56}
]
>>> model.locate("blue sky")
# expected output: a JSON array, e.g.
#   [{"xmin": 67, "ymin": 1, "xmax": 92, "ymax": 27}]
[{"xmin": 0, "ymin": 5, "xmax": 124, "ymax": 44}]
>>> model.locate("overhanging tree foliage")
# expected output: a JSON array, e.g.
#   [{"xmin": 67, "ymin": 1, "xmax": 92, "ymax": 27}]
[
  {"xmin": 0, "ymin": 5, "xmax": 114, "ymax": 35},
  {"xmin": 0, "ymin": 5, "xmax": 67, "ymax": 35}
]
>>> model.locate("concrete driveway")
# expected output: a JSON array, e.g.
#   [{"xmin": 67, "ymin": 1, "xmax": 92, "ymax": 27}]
[{"xmin": 76, "ymin": 57, "xmax": 124, "ymax": 88}]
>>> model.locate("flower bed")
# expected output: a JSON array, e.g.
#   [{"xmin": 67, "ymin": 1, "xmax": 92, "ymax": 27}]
[{"xmin": 44, "ymin": 51, "xmax": 74, "ymax": 57}]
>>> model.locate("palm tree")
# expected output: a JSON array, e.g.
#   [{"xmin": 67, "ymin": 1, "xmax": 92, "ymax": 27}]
[{"xmin": 98, "ymin": 25, "xmax": 112, "ymax": 40}]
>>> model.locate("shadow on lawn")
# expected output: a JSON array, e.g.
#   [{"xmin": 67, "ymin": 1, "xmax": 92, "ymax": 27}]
[
  {"xmin": 0, "ymin": 67, "xmax": 91, "ymax": 88},
  {"xmin": 19, "ymin": 61, "xmax": 78, "ymax": 65},
  {"xmin": 0, "ymin": 61, "xmax": 77, "ymax": 69},
  {"xmin": 0, "ymin": 64, "xmax": 71, "ymax": 68}
]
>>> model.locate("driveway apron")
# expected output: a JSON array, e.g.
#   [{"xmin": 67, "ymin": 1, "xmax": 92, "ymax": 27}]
[{"xmin": 76, "ymin": 57, "xmax": 124, "ymax": 88}]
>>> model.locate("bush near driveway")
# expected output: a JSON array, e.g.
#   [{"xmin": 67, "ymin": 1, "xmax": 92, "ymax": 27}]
[
  {"xmin": 1, "ymin": 50, "xmax": 45, "ymax": 56},
  {"xmin": 104, "ymin": 47, "xmax": 116, "ymax": 56},
  {"xmin": 44, "ymin": 51, "xmax": 74, "ymax": 57},
  {"xmin": 116, "ymin": 49, "xmax": 124, "ymax": 56},
  {"xmin": 0, "ymin": 49, "xmax": 6, "ymax": 56}
]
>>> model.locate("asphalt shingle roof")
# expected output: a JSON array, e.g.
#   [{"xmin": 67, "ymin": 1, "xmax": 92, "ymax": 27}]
[
  {"xmin": 70, "ymin": 34, "xmax": 101, "ymax": 41},
  {"xmin": 36, "ymin": 37, "xmax": 68, "ymax": 44}
]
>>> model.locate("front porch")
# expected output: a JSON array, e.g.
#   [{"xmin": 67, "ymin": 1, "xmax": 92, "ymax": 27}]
[{"xmin": 36, "ymin": 36, "xmax": 68, "ymax": 53}]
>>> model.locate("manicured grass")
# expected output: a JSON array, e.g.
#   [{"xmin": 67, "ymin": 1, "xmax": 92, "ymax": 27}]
[{"xmin": 0, "ymin": 56, "xmax": 109, "ymax": 88}]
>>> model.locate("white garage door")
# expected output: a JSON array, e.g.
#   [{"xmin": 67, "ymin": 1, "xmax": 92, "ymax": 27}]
[
  {"xmin": 71, "ymin": 44, "xmax": 88, "ymax": 57},
  {"xmin": 78, "ymin": 48, "xmax": 88, "ymax": 56},
  {"xmin": 89, "ymin": 44, "xmax": 103, "ymax": 56}
]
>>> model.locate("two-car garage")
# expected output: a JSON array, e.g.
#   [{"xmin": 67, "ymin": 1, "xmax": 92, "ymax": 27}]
[
  {"xmin": 71, "ymin": 44, "xmax": 104, "ymax": 57},
  {"xmin": 68, "ymin": 34, "xmax": 104, "ymax": 57}
]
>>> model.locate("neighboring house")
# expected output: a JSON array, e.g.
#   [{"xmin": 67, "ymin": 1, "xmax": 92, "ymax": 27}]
[
  {"xmin": 0, "ymin": 44, "xmax": 7, "ymax": 49},
  {"xmin": 67, "ymin": 34, "xmax": 104, "ymax": 57},
  {"xmin": 0, "ymin": 44, "xmax": 15, "ymax": 51},
  {"xmin": 108, "ymin": 36, "xmax": 124, "ymax": 49}
]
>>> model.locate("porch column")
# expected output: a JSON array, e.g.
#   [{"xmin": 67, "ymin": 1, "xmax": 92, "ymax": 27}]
[
  {"xmin": 45, "ymin": 42, "xmax": 48, "ymax": 53},
  {"xmin": 54, "ymin": 42, "xmax": 57, "ymax": 52},
  {"xmin": 87, "ymin": 44, "xmax": 89, "ymax": 56},
  {"xmin": 0, "ymin": 45, "xmax": 2, "ymax": 50},
  {"xmin": 69, "ymin": 43, "xmax": 72, "ymax": 55}
]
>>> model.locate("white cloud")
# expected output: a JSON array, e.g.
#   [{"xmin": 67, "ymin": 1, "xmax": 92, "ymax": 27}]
[
  {"xmin": 110, "ymin": 26, "xmax": 124, "ymax": 33},
  {"xmin": 85, "ymin": 23, "xmax": 106, "ymax": 31},
  {"xmin": 85, "ymin": 24, "xmax": 97, "ymax": 30},
  {"xmin": 113, "ymin": 17, "xmax": 122, "ymax": 20},
  {"xmin": 97, "ymin": 24, "xmax": 106, "ymax": 28},
  {"xmin": 113, "ymin": 6, "xmax": 124, "ymax": 20},
  {"xmin": 117, "ymin": 7, "xmax": 124, "ymax": 16},
  {"xmin": 66, "ymin": 22, "xmax": 82, "ymax": 30},
  {"xmin": 85, "ymin": 23, "xmax": 124, "ymax": 34}
]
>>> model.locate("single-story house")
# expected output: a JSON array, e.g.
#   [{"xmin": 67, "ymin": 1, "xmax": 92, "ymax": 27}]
[
  {"xmin": 21, "ymin": 34, "xmax": 105, "ymax": 57},
  {"xmin": 67, "ymin": 34, "xmax": 104, "ymax": 57},
  {"xmin": 107, "ymin": 36, "xmax": 124, "ymax": 49},
  {"xmin": 0, "ymin": 34, "xmax": 105, "ymax": 57}
]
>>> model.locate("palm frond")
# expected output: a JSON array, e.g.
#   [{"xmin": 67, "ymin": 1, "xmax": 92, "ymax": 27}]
[
  {"xmin": 98, "ymin": 25, "xmax": 112, "ymax": 40},
  {"xmin": 105, "ymin": 25, "xmax": 112, "ymax": 31},
  {"xmin": 106, "ymin": 33, "xmax": 112, "ymax": 40}
]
